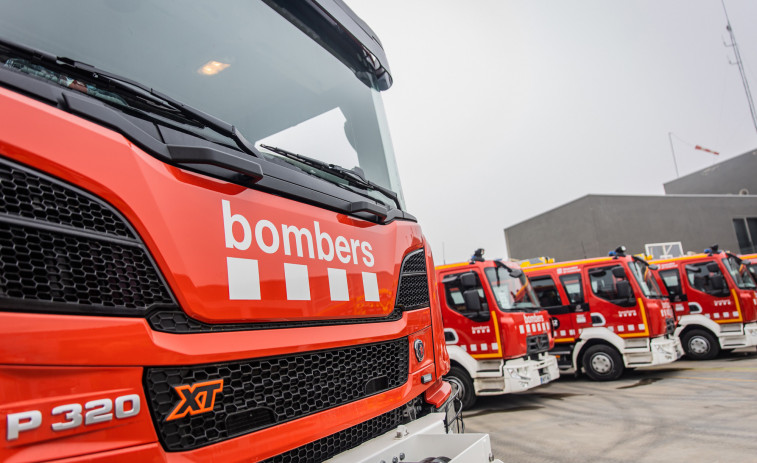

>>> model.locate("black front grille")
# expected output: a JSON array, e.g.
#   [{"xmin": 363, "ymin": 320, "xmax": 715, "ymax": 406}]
[
  {"xmin": 0, "ymin": 156, "xmax": 176, "ymax": 315},
  {"xmin": 526, "ymin": 334, "xmax": 550, "ymax": 354},
  {"xmin": 144, "ymin": 338, "xmax": 409, "ymax": 451},
  {"xmin": 666, "ymin": 317, "xmax": 676, "ymax": 335},
  {"xmin": 395, "ymin": 248, "xmax": 429, "ymax": 310},
  {"xmin": 263, "ymin": 397, "xmax": 425, "ymax": 463}
]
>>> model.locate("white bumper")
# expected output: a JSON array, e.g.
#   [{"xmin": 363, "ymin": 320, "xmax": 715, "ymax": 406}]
[
  {"xmin": 719, "ymin": 322, "xmax": 757, "ymax": 349},
  {"xmin": 475, "ymin": 354, "xmax": 559, "ymax": 395},
  {"xmin": 325, "ymin": 412, "xmax": 502, "ymax": 463},
  {"xmin": 623, "ymin": 335, "xmax": 683, "ymax": 367}
]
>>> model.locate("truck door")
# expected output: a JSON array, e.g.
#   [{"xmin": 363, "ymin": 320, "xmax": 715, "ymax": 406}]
[
  {"xmin": 586, "ymin": 264, "xmax": 648, "ymax": 337},
  {"xmin": 530, "ymin": 274, "xmax": 581, "ymax": 342},
  {"xmin": 441, "ymin": 270, "xmax": 501, "ymax": 357},
  {"xmin": 657, "ymin": 268, "xmax": 690, "ymax": 320},
  {"xmin": 684, "ymin": 261, "xmax": 739, "ymax": 322}
]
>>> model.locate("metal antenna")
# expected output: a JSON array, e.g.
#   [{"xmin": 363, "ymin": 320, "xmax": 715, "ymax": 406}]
[{"xmin": 722, "ymin": 0, "xmax": 757, "ymax": 133}]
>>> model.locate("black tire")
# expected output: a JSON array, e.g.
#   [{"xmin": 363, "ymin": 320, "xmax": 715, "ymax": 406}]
[
  {"xmin": 444, "ymin": 366, "xmax": 476, "ymax": 410},
  {"xmin": 581, "ymin": 344, "xmax": 624, "ymax": 381},
  {"xmin": 682, "ymin": 329, "xmax": 719, "ymax": 360}
]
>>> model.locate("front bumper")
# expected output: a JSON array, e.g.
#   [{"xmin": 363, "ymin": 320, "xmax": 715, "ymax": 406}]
[
  {"xmin": 475, "ymin": 354, "xmax": 560, "ymax": 395},
  {"xmin": 624, "ymin": 335, "xmax": 683, "ymax": 367},
  {"xmin": 719, "ymin": 322, "xmax": 757, "ymax": 349}
]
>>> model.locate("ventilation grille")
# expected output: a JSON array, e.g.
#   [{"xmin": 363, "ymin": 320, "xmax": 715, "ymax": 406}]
[
  {"xmin": 263, "ymin": 397, "xmax": 424, "ymax": 463},
  {"xmin": 666, "ymin": 317, "xmax": 675, "ymax": 335},
  {"xmin": 395, "ymin": 248, "xmax": 429, "ymax": 310},
  {"xmin": 0, "ymin": 156, "xmax": 176, "ymax": 315},
  {"xmin": 526, "ymin": 334, "xmax": 550, "ymax": 354},
  {"xmin": 144, "ymin": 338, "xmax": 409, "ymax": 451}
]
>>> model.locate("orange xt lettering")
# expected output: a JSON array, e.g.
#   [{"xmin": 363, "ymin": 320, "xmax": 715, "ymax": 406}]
[{"xmin": 166, "ymin": 379, "xmax": 224, "ymax": 421}]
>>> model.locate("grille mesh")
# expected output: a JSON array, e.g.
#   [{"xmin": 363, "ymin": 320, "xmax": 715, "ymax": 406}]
[
  {"xmin": 145, "ymin": 338, "xmax": 409, "ymax": 451},
  {"xmin": 0, "ymin": 160, "xmax": 133, "ymax": 238},
  {"xmin": 526, "ymin": 334, "xmax": 550, "ymax": 354},
  {"xmin": 395, "ymin": 248, "xmax": 429, "ymax": 310},
  {"xmin": 0, "ymin": 156, "xmax": 176, "ymax": 314},
  {"xmin": 263, "ymin": 397, "xmax": 424, "ymax": 463}
]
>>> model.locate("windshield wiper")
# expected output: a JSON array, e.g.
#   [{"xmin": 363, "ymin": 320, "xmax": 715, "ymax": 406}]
[
  {"xmin": 259, "ymin": 144, "xmax": 401, "ymax": 209},
  {"xmin": 0, "ymin": 37, "xmax": 261, "ymax": 159}
]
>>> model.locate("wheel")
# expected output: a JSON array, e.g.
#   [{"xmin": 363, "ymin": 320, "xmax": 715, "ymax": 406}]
[
  {"xmin": 581, "ymin": 344, "xmax": 624, "ymax": 381},
  {"xmin": 682, "ymin": 329, "xmax": 719, "ymax": 360},
  {"xmin": 444, "ymin": 366, "xmax": 476, "ymax": 410}
]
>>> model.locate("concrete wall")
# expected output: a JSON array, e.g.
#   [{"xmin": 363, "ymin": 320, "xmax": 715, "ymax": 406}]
[
  {"xmin": 664, "ymin": 148, "xmax": 757, "ymax": 195},
  {"xmin": 504, "ymin": 194, "xmax": 757, "ymax": 261}
]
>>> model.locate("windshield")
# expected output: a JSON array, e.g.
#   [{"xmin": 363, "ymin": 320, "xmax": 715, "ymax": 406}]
[
  {"xmin": 628, "ymin": 260, "xmax": 663, "ymax": 297},
  {"xmin": 484, "ymin": 267, "xmax": 539, "ymax": 311},
  {"xmin": 0, "ymin": 0, "xmax": 405, "ymax": 208},
  {"xmin": 723, "ymin": 256, "xmax": 756, "ymax": 290}
]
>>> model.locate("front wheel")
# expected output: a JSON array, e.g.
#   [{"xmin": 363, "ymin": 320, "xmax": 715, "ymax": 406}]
[
  {"xmin": 682, "ymin": 329, "xmax": 719, "ymax": 360},
  {"xmin": 444, "ymin": 366, "xmax": 476, "ymax": 410},
  {"xmin": 582, "ymin": 344, "xmax": 624, "ymax": 381}
]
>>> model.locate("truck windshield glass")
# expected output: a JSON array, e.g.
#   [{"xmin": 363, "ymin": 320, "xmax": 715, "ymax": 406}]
[
  {"xmin": 0, "ymin": 0, "xmax": 405, "ymax": 208},
  {"xmin": 628, "ymin": 261, "xmax": 663, "ymax": 297},
  {"xmin": 484, "ymin": 267, "xmax": 538, "ymax": 311},
  {"xmin": 722, "ymin": 257, "xmax": 756, "ymax": 290}
]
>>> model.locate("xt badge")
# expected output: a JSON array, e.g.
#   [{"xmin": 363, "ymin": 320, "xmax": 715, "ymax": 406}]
[{"xmin": 166, "ymin": 379, "xmax": 224, "ymax": 421}]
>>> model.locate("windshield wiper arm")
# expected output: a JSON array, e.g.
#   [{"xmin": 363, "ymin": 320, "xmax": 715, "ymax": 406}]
[
  {"xmin": 0, "ymin": 37, "xmax": 260, "ymax": 159},
  {"xmin": 260, "ymin": 144, "xmax": 401, "ymax": 209}
]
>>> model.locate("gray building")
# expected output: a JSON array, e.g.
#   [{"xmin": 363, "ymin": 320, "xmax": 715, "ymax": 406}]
[{"xmin": 505, "ymin": 149, "xmax": 757, "ymax": 261}]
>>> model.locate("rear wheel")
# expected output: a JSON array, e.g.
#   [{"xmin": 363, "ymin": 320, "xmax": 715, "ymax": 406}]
[
  {"xmin": 682, "ymin": 329, "xmax": 719, "ymax": 360},
  {"xmin": 582, "ymin": 344, "xmax": 624, "ymax": 381},
  {"xmin": 444, "ymin": 366, "xmax": 476, "ymax": 410}
]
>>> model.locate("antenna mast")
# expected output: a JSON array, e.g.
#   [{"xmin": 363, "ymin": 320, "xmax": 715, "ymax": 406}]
[{"xmin": 722, "ymin": 0, "xmax": 757, "ymax": 133}]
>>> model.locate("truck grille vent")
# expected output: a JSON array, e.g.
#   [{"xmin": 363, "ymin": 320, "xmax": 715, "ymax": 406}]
[
  {"xmin": 144, "ymin": 338, "xmax": 409, "ymax": 451},
  {"xmin": 666, "ymin": 317, "xmax": 675, "ymax": 335},
  {"xmin": 395, "ymin": 248, "xmax": 429, "ymax": 310},
  {"xmin": 526, "ymin": 334, "xmax": 550, "ymax": 354},
  {"xmin": 263, "ymin": 397, "xmax": 425, "ymax": 463},
  {"xmin": 0, "ymin": 156, "xmax": 176, "ymax": 315}
]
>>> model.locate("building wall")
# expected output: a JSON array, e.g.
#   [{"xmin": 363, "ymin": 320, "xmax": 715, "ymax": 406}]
[
  {"xmin": 505, "ymin": 194, "xmax": 757, "ymax": 261},
  {"xmin": 664, "ymin": 149, "xmax": 757, "ymax": 195}
]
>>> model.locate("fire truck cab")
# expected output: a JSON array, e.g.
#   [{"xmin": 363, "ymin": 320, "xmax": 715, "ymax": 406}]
[
  {"xmin": 524, "ymin": 247, "xmax": 682, "ymax": 381},
  {"xmin": 652, "ymin": 246, "xmax": 757, "ymax": 359},
  {"xmin": 435, "ymin": 250, "xmax": 559, "ymax": 409}
]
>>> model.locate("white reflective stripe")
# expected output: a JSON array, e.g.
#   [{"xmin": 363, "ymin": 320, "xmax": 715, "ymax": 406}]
[
  {"xmin": 362, "ymin": 272, "xmax": 380, "ymax": 302},
  {"xmin": 327, "ymin": 268, "xmax": 349, "ymax": 301},
  {"xmin": 560, "ymin": 330, "xmax": 566, "ymax": 336},
  {"xmin": 526, "ymin": 324, "xmax": 532, "ymax": 333},
  {"xmin": 226, "ymin": 257, "xmax": 261, "ymax": 300},
  {"xmin": 461, "ymin": 345, "xmax": 467, "ymax": 351},
  {"xmin": 733, "ymin": 311, "xmax": 739, "ymax": 318},
  {"xmin": 627, "ymin": 324, "xmax": 634, "ymax": 332},
  {"xmin": 609, "ymin": 326, "xmax": 615, "ymax": 332},
  {"xmin": 470, "ymin": 344, "xmax": 478, "ymax": 352},
  {"xmin": 284, "ymin": 263, "xmax": 311, "ymax": 300},
  {"xmin": 714, "ymin": 313, "xmax": 720, "ymax": 319},
  {"xmin": 519, "ymin": 325, "xmax": 525, "ymax": 334},
  {"xmin": 705, "ymin": 314, "xmax": 711, "ymax": 318},
  {"xmin": 491, "ymin": 343, "xmax": 498, "ymax": 351},
  {"xmin": 618, "ymin": 325, "xmax": 625, "ymax": 332},
  {"xmin": 638, "ymin": 324, "xmax": 645, "ymax": 330},
  {"xmin": 569, "ymin": 329, "xmax": 575, "ymax": 336},
  {"xmin": 481, "ymin": 343, "xmax": 488, "ymax": 351}
]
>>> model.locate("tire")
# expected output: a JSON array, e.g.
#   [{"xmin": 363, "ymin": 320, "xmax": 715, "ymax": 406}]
[
  {"xmin": 444, "ymin": 366, "xmax": 476, "ymax": 410},
  {"xmin": 682, "ymin": 329, "xmax": 719, "ymax": 360},
  {"xmin": 581, "ymin": 344, "xmax": 624, "ymax": 381}
]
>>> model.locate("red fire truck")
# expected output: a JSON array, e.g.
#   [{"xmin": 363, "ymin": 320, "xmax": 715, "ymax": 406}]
[
  {"xmin": 739, "ymin": 253, "xmax": 757, "ymax": 281},
  {"xmin": 435, "ymin": 250, "xmax": 559, "ymax": 409},
  {"xmin": 651, "ymin": 246, "xmax": 757, "ymax": 359},
  {"xmin": 523, "ymin": 247, "xmax": 682, "ymax": 381},
  {"xmin": 0, "ymin": 2, "xmax": 500, "ymax": 461}
]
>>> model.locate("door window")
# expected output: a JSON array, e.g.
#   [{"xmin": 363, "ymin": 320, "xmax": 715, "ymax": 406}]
[
  {"xmin": 588, "ymin": 265, "xmax": 635, "ymax": 307},
  {"xmin": 685, "ymin": 262, "xmax": 730, "ymax": 297},
  {"xmin": 530, "ymin": 275, "xmax": 562, "ymax": 307},
  {"xmin": 659, "ymin": 269, "xmax": 683, "ymax": 298},
  {"xmin": 560, "ymin": 273, "xmax": 585, "ymax": 305},
  {"xmin": 442, "ymin": 272, "xmax": 489, "ymax": 321}
]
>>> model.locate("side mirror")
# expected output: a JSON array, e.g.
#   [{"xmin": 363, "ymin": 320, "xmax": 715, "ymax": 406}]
[
  {"xmin": 685, "ymin": 264, "xmax": 700, "ymax": 273},
  {"xmin": 508, "ymin": 268, "xmax": 523, "ymax": 278},
  {"xmin": 462, "ymin": 289, "xmax": 482, "ymax": 312}
]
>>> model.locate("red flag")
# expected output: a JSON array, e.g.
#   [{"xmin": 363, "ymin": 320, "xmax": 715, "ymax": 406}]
[{"xmin": 695, "ymin": 145, "xmax": 719, "ymax": 155}]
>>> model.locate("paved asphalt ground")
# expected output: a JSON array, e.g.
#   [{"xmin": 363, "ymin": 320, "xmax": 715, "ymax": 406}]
[{"xmin": 464, "ymin": 349, "xmax": 757, "ymax": 462}]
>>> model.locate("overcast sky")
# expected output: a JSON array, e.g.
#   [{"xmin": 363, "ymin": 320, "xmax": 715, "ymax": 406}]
[{"xmin": 345, "ymin": 0, "xmax": 757, "ymax": 264}]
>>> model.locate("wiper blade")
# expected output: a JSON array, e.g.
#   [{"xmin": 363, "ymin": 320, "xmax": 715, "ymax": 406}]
[
  {"xmin": 260, "ymin": 144, "xmax": 401, "ymax": 209},
  {"xmin": 0, "ymin": 37, "xmax": 260, "ymax": 158}
]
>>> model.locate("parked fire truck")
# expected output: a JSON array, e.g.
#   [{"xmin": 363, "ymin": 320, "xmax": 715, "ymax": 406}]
[
  {"xmin": 739, "ymin": 253, "xmax": 757, "ymax": 281},
  {"xmin": 651, "ymin": 246, "xmax": 757, "ymax": 360},
  {"xmin": 0, "ymin": 2, "xmax": 501, "ymax": 462},
  {"xmin": 435, "ymin": 249, "xmax": 559, "ymax": 409},
  {"xmin": 523, "ymin": 247, "xmax": 682, "ymax": 381}
]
